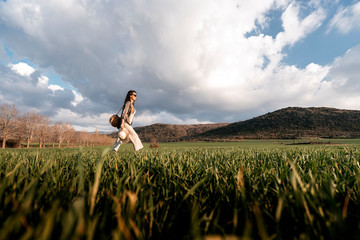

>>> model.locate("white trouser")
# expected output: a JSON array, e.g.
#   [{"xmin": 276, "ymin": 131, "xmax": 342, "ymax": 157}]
[{"xmin": 113, "ymin": 123, "xmax": 143, "ymax": 152}]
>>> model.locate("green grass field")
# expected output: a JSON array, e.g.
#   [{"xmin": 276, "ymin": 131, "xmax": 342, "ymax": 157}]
[{"xmin": 1, "ymin": 140, "xmax": 360, "ymax": 239}]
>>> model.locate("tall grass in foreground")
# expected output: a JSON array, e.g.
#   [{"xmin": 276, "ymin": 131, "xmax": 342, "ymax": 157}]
[{"xmin": 0, "ymin": 145, "xmax": 360, "ymax": 239}]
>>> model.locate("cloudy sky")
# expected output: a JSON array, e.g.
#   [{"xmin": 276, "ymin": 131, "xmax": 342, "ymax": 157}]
[{"xmin": 1, "ymin": 0, "xmax": 360, "ymax": 132}]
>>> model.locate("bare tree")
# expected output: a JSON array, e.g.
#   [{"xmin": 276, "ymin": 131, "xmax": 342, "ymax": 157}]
[
  {"xmin": 0, "ymin": 103, "xmax": 19, "ymax": 148},
  {"xmin": 79, "ymin": 131, "xmax": 92, "ymax": 147},
  {"xmin": 72, "ymin": 131, "xmax": 81, "ymax": 147},
  {"xmin": 98, "ymin": 133, "xmax": 114, "ymax": 146},
  {"xmin": 78, "ymin": 131, "xmax": 86, "ymax": 146},
  {"xmin": 1, "ymin": 103, "xmax": 113, "ymax": 148},
  {"xmin": 22, "ymin": 112, "xmax": 44, "ymax": 148},
  {"xmin": 36, "ymin": 115, "xmax": 51, "ymax": 148},
  {"xmin": 64, "ymin": 123, "xmax": 76, "ymax": 147},
  {"xmin": 53, "ymin": 121, "xmax": 65, "ymax": 148},
  {"xmin": 47, "ymin": 125, "xmax": 58, "ymax": 147},
  {"xmin": 52, "ymin": 121, "xmax": 75, "ymax": 148},
  {"xmin": 93, "ymin": 128, "xmax": 100, "ymax": 146}
]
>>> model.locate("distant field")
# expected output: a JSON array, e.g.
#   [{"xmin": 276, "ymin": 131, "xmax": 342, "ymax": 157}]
[
  {"xmin": 1, "ymin": 140, "xmax": 360, "ymax": 239},
  {"xmin": 148, "ymin": 138, "xmax": 360, "ymax": 149}
]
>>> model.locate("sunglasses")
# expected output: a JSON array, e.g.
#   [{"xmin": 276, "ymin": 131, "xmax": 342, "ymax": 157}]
[{"xmin": 133, "ymin": 94, "xmax": 137, "ymax": 97}]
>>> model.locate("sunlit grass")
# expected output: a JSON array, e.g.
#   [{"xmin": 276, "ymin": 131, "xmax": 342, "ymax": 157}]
[{"xmin": 1, "ymin": 141, "xmax": 360, "ymax": 239}]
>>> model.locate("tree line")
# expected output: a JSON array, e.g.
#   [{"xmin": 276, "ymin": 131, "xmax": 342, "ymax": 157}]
[{"xmin": 0, "ymin": 103, "xmax": 114, "ymax": 148}]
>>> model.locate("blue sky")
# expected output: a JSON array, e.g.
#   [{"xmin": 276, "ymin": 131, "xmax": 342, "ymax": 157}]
[
  {"xmin": 0, "ymin": 0, "xmax": 360, "ymax": 132},
  {"xmin": 283, "ymin": 3, "xmax": 360, "ymax": 68}
]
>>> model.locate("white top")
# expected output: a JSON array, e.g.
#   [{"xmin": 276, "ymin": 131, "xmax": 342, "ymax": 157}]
[{"xmin": 128, "ymin": 109, "xmax": 136, "ymax": 125}]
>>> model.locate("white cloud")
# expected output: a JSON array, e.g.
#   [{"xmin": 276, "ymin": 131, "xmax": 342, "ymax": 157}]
[
  {"xmin": 48, "ymin": 84, "xmax": 64, "ymax": 92},
  {"xmin": 9, "ymin": 62, "xmax": 35, "ymax": 77},
  {"xmin": 276, "ymin": 2, "xmax": 326, "ymax": 46},
  {"xmin": 71, "ymin": 90, "xmax": 84, "ymax": 106},
  {"xmin": 135, "ymin": 110, "xmax": 212, "ymax": 127},
  {"xmin": 37, "ymin": 75, "xmax": 49, "ymax": 87},
  {"xmin": 52, "ymin": 108, "xmax": 112, "ymax": 132},
  {"xmin": 327, "ymin": 44, "xmax": 360, "ymax": 93},
  {"xmin": 328, "ymin": 2, "xmax": 360, "ymax": 34},
  {"xmin": 0, "ymin": 63, "xmax": 75, "ymax": 117}
]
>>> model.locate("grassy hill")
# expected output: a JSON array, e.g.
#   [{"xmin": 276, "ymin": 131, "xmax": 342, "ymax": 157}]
[{"xmin": 192, "ymin": 107, "xmax": 360, "ymax": 140}]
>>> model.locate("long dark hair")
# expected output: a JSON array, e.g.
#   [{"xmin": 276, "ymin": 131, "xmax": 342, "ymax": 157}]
[{"xmin": 122, "ymin": 90, "xmax": 136, "ymax": 109}]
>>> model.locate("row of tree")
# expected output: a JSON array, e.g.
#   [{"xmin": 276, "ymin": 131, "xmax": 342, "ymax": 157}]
[{"xmin": 0, "ymin": 103, "xmax": 114, "ymax": 148}]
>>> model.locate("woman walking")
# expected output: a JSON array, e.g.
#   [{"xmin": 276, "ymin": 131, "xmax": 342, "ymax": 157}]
[{"xmin": 113, "ymin": 90, "xmax": 143, "ymax": 152}]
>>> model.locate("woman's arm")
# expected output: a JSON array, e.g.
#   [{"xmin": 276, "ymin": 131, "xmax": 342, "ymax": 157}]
[{"xmin": 121, "ymin": 101, "xmax": 131, "ymax": 127}]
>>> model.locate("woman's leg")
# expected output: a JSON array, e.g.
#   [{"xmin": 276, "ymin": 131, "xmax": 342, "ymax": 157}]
[
  {"xmin": 112, "ymin": 136, "xmax": 122, "ymax": 151},
  {"xmin": 125, "ymin": 124, "xmax": 144, "ymax": 151},
  {"xmin": 112, "ymin": 129, "xmax": 130, "ymax": 151}
]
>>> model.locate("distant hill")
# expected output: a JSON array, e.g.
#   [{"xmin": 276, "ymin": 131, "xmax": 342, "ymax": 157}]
[
  {"xmin": 190, "ymin": 107, "xmax": 360, "ymax": 141},
  {"xmin": 109, "ymin": 123, "xmax": 229, "ymax": 142},
  {"xmin": 109, "ymin": 107, "xmax": 360, "ymax": 142}
]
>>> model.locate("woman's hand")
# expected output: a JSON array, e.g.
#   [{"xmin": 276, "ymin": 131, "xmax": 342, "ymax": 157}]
[{"xmin": 121, "ymin": 123, "xmax": 125, "ymax": 129}]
